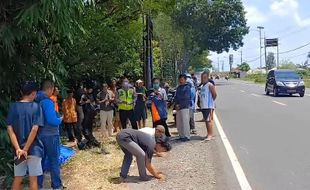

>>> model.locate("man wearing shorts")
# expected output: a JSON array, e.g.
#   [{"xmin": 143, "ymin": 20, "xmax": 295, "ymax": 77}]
[
  {"xmin": 7, "ymin": 81, "xmax": 44, "ymax": 190},
  {"xmin": 199, "ymin": 70, "xmax": 217, "ymax": 141}
]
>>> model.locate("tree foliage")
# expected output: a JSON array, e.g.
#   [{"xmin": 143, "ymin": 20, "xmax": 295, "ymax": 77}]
[
  {"xmin": 238, "ymin": 62, "xmax": 251, "ymax": 72},
  {"xmin": 266, "ymin": 52, "xmax": 276, "ymax": 70},
  {"xmin": 0, "ymin": 0, "xmax": 249, "ymax": 187}
]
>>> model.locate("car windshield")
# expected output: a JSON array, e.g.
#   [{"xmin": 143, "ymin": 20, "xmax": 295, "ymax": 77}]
[{"xmin": 275, "ymin": 72, "xmax": 300, "ymax": 80}]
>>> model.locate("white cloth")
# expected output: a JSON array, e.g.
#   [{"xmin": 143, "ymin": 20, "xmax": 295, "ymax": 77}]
[{"xmin": 139, "ymin": 127, "xmax": 155, "ymax": 141}]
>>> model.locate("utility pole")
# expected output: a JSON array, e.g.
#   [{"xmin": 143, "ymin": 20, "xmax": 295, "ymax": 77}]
[
  {"xmin": 143, "ymin": 14, "xmax": 153, "ymax": 89},
  {"xmin": 217, "ymin": 57, "xmax": 220, "ymax": 72},
  {"xmin": 240, "ymin": 50, "xmax": 243, "ymax": 64},
  {"xmin": 264, "ymin": 33, "xmax": 267, "ymax": 70},
  {"xmin": 257, "ymin": 26, "xmax": 264, "ymax": 69}
]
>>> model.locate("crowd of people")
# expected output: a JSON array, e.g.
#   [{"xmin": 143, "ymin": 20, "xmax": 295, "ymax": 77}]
[{"xmin": 6, "ymin": 69, "xmax": 217, "ymax": 189}]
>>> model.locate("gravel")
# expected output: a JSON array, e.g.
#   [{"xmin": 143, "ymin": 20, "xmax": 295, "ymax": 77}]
[{"xmin": 126, "ymin": 113, "xmax": 217, "ymax": 190}]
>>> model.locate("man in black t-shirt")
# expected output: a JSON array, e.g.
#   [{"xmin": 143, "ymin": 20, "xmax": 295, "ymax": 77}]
[{"xmin": 116, "ymin": 128, "xmax": 166, "ymax": 181}]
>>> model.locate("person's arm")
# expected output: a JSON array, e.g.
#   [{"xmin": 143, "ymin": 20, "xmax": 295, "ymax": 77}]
[
  {"xmin": 209, "ymin": 84, "xmax": 217, "ymax": 100},
  {"xmin": 22, "ymin": 125, "xmax": 39, "ymax": 157},
  {"xmin": 7, "ymin": 126, "xmax": 22, "ymax": 155},
  {"xmin": 145, "ymin": 158, "xmax": 165, "ymax": 179},
  {"xmin": 42, "ymin": 99, "xmax": 62, "ymax": 126}
]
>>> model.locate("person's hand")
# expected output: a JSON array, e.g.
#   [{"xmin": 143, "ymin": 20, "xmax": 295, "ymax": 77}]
[{"xmin": 16, "ymin": 149, "xmax": 27, "ymax": 159}]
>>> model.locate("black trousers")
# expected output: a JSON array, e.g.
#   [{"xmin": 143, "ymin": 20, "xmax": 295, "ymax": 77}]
[
  {"xmin": 119, "ymin": 109, "xmax": 138, "ymax": 129},
  {"xmin": 82, "ymin": 111, "xmax": 97, "ymax": 142},
  {"xmin": 153, "ymin": 119, "xmax": 171, "ymax": 137},
  {"xmin": 64, "ymin": 122, "xmax": 82, "ymax": 142}
]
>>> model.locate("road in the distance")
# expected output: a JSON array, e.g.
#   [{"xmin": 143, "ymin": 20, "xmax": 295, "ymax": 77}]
[{"xmin": 215, "ymin": 79, "xmax": 310, "ymax": 190}]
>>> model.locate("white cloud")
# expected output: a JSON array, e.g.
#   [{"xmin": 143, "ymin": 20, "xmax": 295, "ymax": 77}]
[
  {"xmin": 270, "ymin": 0, "xmax": 310, "ymax": 27},
  {"xmin": 245, "ymin": 5, "xmax": 268, "ymax": 25},
  {"xmin": 270, "ymin": 0, "xmax": 298, "ymax": 17}
]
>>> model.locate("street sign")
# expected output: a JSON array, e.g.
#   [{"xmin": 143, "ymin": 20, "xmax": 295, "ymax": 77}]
[
  {"xmin": 265, "ymin": 38, "xmax": 278, "ymax": 47},
  {"xmin": 229, "ymin": 54, "xmax": 233, "ymax": 65}
]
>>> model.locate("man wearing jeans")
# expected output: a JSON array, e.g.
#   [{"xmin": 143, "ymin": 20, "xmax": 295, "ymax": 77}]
[
  {"xmin": 36, "ymin": 80, "xmax": 63, "ymax": 190},
  {"xmin": 116, "ymin": 128, "xmax": 165, "ymax": 181}
]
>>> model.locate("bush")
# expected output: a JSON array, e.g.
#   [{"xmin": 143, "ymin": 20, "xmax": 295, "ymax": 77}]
[{"xmin": 244, "ymin": 74, "xmax": 266, "ymax": 84}]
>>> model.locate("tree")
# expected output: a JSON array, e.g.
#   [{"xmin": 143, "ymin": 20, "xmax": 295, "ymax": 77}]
[
  {"xmin": 238, "ymin": 62, "xmax": 250, "ymax": 72},
  {"xmin": 266, "ymin": 52, "xmax": 276, "ymax": 70},
  {"xmin": 173, "ymin": 0, "xmax": 249, "ymax": 70},
  {"xmin": 279, "ymin": 60, "xmax": 297, "ymax": 70}
]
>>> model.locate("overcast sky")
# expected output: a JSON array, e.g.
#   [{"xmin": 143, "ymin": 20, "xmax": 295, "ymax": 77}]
[{"xmin": 209, "ymin": 0, "xmax": 310, "ymax": 71}]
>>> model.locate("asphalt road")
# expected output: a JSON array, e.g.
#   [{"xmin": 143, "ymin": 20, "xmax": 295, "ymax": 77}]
[{"xmin": 215, "ymin": 79, "xmax": 310, "ymax": 190}]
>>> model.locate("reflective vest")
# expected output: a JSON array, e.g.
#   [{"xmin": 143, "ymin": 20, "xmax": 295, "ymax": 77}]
[{"xmin": 118, "ymin": 88, "xmax": 134, "ymax": 110}]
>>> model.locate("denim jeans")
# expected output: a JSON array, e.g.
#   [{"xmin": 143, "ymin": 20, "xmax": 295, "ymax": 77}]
[{"xmin": 38, "ymin": 135, "xmax": 62, "ymax": 189}]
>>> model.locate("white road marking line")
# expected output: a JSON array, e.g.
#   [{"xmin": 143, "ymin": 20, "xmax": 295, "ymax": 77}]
[
  {"xmin": 240, "ymin": 90, "xmax": 245, "ymax": 93},
  {"xmin": 251, "ymin": 93, "xmax": 260, "ymax": 97},
  {"xmin": 272, "ymin": 101, "xmax": 287, "ymax": 106},
  {"xmin": 214, "ymin": 113, "xmax": 252, "ymax": 190}
]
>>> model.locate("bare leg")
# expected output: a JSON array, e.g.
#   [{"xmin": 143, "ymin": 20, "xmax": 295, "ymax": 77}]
[
  {"xmin": 205, "ymin": 121, "xmax": 214, "ymax": 140},
  {"xmin": 12, "ymin": 176, "xmax": 23, "ymax": 190},
  {"xmin": 29, "ymin": 176, "xmax": 38, "ymax": 190}
]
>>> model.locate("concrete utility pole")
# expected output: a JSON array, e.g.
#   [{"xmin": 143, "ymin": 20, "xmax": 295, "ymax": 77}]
[
  {"xmin": 257, "ymin": 26, "xmax": 264, "ymax": 69},
  {"xmin": 143, "ymin": 14, "xmax": 153, "ymax": 89},
  {"xmin": 217, "ymin": 57, "xmax": 220, "ymax": 72}
]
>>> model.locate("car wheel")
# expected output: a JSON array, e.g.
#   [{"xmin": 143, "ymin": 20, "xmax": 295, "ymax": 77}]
[
  {"xmin": 289, "ymin": 93, "xmax": 293, "ymax": 96},
  {"xmin": 265, "ymin": 87, "xmax": 270, "ymax": 95},
  {"xmin": 273, "ymin": 88, "xmax": 278, "ymax": 97},
  {"xmin": 300, "ymin": 93, "xmax": 305, "ymax": 97}
]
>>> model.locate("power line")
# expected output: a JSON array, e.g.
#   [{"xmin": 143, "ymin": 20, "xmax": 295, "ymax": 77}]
[
  {"xmin": 279, "ymin": 41, "xmax": 310, "ymax": 54},
  {"xmin": 283, "ymin": 51, "xmax": 309, "ymax": 59}
]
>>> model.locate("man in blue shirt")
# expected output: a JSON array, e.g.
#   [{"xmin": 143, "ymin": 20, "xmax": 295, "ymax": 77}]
[
  {"xmin": 174, "ymin": 74, "xmax": 192, "ymax": 141},
  {"xmin": 7, "ymin": 81, "xmax": 44, "ymax": 190},
  {"xmin": 36, "ymin": 80, "xmax": 63, "ymax": 190}
]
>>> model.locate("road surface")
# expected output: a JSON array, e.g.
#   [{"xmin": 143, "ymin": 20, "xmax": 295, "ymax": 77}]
[{"xmin": 215, "ymin": 79, "xmax": 310, "ymax": 190}]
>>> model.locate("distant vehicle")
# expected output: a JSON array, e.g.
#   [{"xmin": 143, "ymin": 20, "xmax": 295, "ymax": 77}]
[
  {"xmin": 215, "ymin": 75, "xmax": 220, "ymax": 80},
  {"xmin": 225, "ymin": 76, "xmax": 229, "ymax": 80},
  {"xmin": 265, "ymin": 70, "xmax": 305, "ymax": 97}
]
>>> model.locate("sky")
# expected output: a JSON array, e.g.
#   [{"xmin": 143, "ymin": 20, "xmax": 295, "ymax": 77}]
[{"xmin": 209, "ymin": 0, "xmax": 310, "ymax": 71}]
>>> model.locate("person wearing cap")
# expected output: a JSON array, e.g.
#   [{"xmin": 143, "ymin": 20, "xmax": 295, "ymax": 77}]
[
  {"xmin": 7, "ymin": 81, "xmax": 43, "ymax": 190},
  {"xmin": 62, "ymin": 90, "xmax": 82, "ymax": 142},
  {"xmin": 186, "ymin": 74, "xmax": 197, "ymax": 134},
  {"xmin": 134, "ymin": 79, "xmax": 147, "ymax": 129},
  {"xmin": 116, "ymin": 127, "xmax": 166, "ymax": 182},
  {"xmin": 116, "ymin": 77, "xmax": 138, "ymax": 129},
  {"xmin": 139, "ymin": 126, "xmax": 172, "ymax": 154},
  {"xmin": 174, "ymin": 74, "xmax": 192, "ymax": 142}
]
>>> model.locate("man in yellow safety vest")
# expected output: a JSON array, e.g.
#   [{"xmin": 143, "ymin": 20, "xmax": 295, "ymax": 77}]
[{"xmin": 117, "ymin": 77, "xmax": 138, "ymax": 129}]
